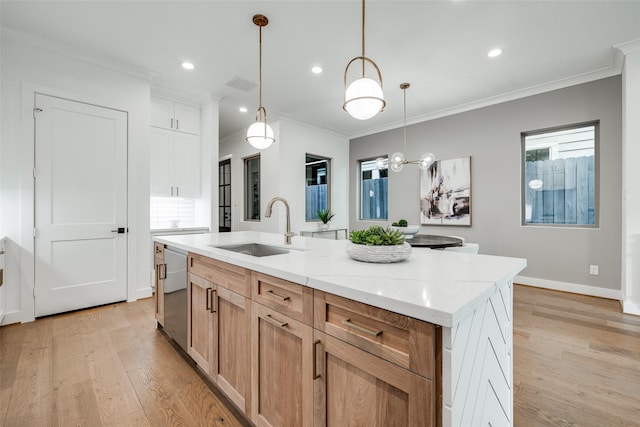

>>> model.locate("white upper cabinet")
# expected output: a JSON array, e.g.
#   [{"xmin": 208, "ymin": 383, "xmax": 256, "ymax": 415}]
[
  {"xmin": 151, "ymin": 97, "xmax": 201, "ymax": 135},
  {"xmin": 150, "ymin": 127, "xmax": 201, "ymax": 198}
]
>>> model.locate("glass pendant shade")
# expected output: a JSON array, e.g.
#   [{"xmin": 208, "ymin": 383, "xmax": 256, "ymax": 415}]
[
  {"xmin": 390, "ymin": 151, "xmax": 406, "ymax": 165},
  {"xmin": 375, "ymin": 157, "xmax": 388, "ymax": 169},
  {"xmin": 246, "ymin": 120, "xmax": 275, "ymax": 149},
  {"xmin": 418, "ymin": 152, "xmax": 435, "ymax": 170},
  {"xmin": 344, "ymin": 77, "xmax": 385, "ymax": 120},
  {"xmin": 388, "ymin": 83, "xmax": 436, "ymax": 173},
  {"xmin": 390, "ymin": 162, "xmax": 404, "ymax": 173}
]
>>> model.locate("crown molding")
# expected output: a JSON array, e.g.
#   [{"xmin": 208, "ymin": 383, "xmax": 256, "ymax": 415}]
[
  {"xmin": 348, "ymin": 64, "xmax": 622, "ymax": 140},
  {"xmin": 2, "ymin": 28, "xmax": 158, "ymax": 82},
  {"xmin": 614, "ymin": 38, "xmax": 640, "ymax": 55},
  {"xmin": 277, "ymin": 114, "xmax": 350, "ymax": 140},
  {"xmin": 220, "ymin": 113, "xmax": 349, "ymax": 147}
]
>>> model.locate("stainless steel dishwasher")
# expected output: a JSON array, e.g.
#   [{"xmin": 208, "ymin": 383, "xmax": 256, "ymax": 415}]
[{"xmin": 163, "ymin": 246, "xmax": 188, "ymax": 351}]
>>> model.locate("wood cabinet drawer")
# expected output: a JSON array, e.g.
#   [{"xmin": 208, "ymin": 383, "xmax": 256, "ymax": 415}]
[
  {"xmin": 252, "ymin": 272, "xmax": 313, "ymax": 326},
  {"xmin": 314, "ymin": 290, "xmax": 436, "ymax": 379},
  {"xmin": 188, "ymin": 253, "xmax": 251, "ymax": 298}
]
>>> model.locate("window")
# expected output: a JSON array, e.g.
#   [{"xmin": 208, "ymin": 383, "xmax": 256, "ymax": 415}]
[
  {"xmin": 244, "ymin": 155, "xmax": 261, "ymax": 221},
  {"xmin": 305, "ymin": 154, "xmax": 331, "ymax": 221},
  {"xmin": 360, "ymin": 157, "xmax": 388, "ymax": 220},
  {"xmin": 522, "ymin": 122, "xmax": 597, "ymax": 226}
]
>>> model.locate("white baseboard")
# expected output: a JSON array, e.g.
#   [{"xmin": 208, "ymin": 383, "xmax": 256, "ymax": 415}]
[
  {"xmin": 622, "ymin": 297, "xmax": 640, "ymax": 316},
  {"xmin": 515, "ymin": 275, "xmax": 621, "ymax": 300},
  {"xmin": 2, "ymin": 286, "xmax": 154, "ymax": 325},
  {"xmin": 1, "ymin": 309, "xmax": 26, "ymax": 326},
  {"xmin": 130, "ymin": 286, "xmax": 153, "ymax": 302}
]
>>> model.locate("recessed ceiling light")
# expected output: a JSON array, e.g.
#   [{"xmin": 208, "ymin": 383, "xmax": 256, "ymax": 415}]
[
  {"xmin": 311, "ymin": 66, "xmax": 323, "ymax": 74},
  {"xmin": 487, "ymin": 48, "xmax": 502, "ymax": 58},
  {"xmin": 239, "ymin": 106, "xmax": 248, "ymax": 113},
  {"xmin": 181, "ymin": 62, "xmax": 195, "ymax": 70}
]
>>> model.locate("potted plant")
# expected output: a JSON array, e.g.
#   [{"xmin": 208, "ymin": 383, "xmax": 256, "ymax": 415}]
[
  {"xmin": 391, "ymin": 219, "xmax": 408, "ymax": 227},
  {"xmin": 390, "ymin": 219, "xmax": 420, "ymax": 239},
  {"xmin": 317, "ymin": 208, "xmax": 335, "ymax": 230},
  {"xmin": 346, "ymin": 226, "xmax": 412, "ymax": 263}
]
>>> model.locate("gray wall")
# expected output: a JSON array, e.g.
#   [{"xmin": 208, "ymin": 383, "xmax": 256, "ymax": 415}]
[{"xmin": 350, "ymin": 77, "xmax": 622, "ymax": 291}]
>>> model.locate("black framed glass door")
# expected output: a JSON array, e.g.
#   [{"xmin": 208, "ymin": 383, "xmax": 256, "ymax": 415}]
[{"xmin": 219, "ymin": 159, "xmax": 231, "ymax": 232}]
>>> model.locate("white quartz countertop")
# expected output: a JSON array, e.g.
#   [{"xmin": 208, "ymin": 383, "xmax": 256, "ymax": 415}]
[{"xmin": 155, "ymin": 231, "xmax": 526, "ymax": 328}]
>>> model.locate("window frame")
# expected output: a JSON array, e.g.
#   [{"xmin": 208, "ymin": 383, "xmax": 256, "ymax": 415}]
[
  {"xmin": 244, "ymin": 154, "xmax": 261, "ymax": 222},
  {"xmin": 305, "ymin": 154, "xmax": 332, "ymax": 222},
  {"xmin": 520, "ymin": 120, "xmax": 599, "ymax": 228},
  {"xmin": 358, "ymin": 155, "xmax": 389, "ymax": 221}
]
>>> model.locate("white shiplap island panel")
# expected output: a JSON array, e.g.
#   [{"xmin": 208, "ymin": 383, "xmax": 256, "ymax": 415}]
[{"xmin": 155, "ymin": 231, "xmax": 526, "ymax": 426}]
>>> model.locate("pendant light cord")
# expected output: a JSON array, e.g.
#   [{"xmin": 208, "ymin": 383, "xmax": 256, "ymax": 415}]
[
  {"xmin": 361, "ymin": 0, "xmax": 365, "ymax": 77},
  {"xmin": 259, "ymin": 24, "xmax": 263, "ymax": 111},
  {"xmin": 403, "ymin": 86, "xmax": 407, "ymax": 154}
]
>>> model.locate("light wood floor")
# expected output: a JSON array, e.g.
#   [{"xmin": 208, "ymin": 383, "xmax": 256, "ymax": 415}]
[
  {"xmin": 1, "ymin": 285, "xmax": 639, "ymax": 426},
  {"xmin": 513, "ymin": 285, "xmax": 640, "ymax": 426},
  {"xmin": 0, "ymin": 297, "xmax": 249, "ymax": 427}
]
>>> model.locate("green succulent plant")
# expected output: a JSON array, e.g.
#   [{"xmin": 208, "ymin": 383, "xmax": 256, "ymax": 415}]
[
  {"xmin": 348, "ymin": 226, "xmax": 406, "ymax": 246},
  {"xmin": 317, "ymin": 209, "xmax": 336, "ymax": 224},
  {"xmin": 391, "ymin": 219, "xmax": 408, "ymax": 227}
]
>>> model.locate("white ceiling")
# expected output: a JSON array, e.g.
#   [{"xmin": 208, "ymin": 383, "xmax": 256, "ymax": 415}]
[{"xmin": 2, "ymin": 1, "xmax": 640, "ymax": 141}]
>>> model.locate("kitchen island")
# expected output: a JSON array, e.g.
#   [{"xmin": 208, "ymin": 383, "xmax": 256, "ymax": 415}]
[{"xmin": 154, "ymin": 231, "xmax": 526, "ymax": 426}]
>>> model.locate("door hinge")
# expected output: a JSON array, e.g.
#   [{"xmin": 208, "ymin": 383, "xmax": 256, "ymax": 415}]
[
  {"xmin": 33, "ymin": 107, "xmax": 42, "ymax": 119},
  {"xmin": 33, "ymin": 288, "xmax": 36, "ymax": 297},
  {"xmin": 33, "ymin": 168, "xmax": 37, "ymax": 179},
  {"xmin": 33, "ymin": 228, "xmax": 37, "ymax": 238}
]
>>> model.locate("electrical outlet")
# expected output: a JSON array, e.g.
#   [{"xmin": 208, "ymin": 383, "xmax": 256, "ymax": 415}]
[{"xmin": 589, "ymin": 265, "xmax": 599, "ymax": 275}]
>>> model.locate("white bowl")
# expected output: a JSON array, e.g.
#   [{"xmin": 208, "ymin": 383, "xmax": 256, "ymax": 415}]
[
  {"xmin": 389, "ymin": 225, "xmax": 420, "ymax": 239},
  {"xmin": 346, "ymin": 241, "xmax": 412, "ymax": 263}
]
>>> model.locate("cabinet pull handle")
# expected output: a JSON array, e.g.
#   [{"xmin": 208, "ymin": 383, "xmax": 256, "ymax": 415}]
[
  {"xmin": 176, "ymin": 119, "xmax": 179, "ymax": 130},
  {"xmin": 261, "ymin": 314, "xmax": 288, "ymax": 329},
  {"xmin": 171, "ymin": 118, "xmax": 174, "ymax": 129},
  {"xmin": 176, "ymin": 187, "xmax": 179, "ymax": 197},
  {"xmin": 211, "ymin": 289, "xmax": 217, "ymax": 313},
  {"xmin": 313, "ymin": 339, "xmax": 321, "ymax": 380},
  {"xmin": 160, "ymin": 264, "xmax": 167, "ymax": 280},
  {"xmin": 206, "ymin": 288, "xmax": 212, "ymax": 310},
  {"xmin": 171, "ymin": 186, "xmax": 174, "ymax": 197},
  {"xmin": 155, "ymin": 267, "xmax": 159, "ymax": 312},
  {"xmin": 341, "ymin": 319, "xmax": 382, "ymax": 337},
  {"xmin": 266, "ymin": 290, "xmax": 290, "ymax": 301}
]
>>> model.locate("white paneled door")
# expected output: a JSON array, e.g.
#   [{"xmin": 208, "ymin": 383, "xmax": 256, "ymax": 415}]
[{"xmin": 34, "ymin": 94, "xmax": 128, "ymax": 317}]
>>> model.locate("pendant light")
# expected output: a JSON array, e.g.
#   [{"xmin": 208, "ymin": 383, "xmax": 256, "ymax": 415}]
[
  {"xmin": 343, "ymin": 0, "xmax": 385, "ymax": 120},
  {"xmin": 246, "ymin": 14, "xmax": 275, "ymax": 150},
  {"xmin": 376, "ymin": 83, "xmax": 435, "ymax": 172}
]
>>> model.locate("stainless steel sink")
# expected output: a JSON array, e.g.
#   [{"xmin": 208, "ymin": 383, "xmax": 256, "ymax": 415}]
[{"xmin": 212, "ymin": 243, "xmax": 291, "ymax": 257}]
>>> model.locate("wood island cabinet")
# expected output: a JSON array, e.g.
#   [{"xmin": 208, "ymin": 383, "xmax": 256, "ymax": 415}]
[
  {"xmin": 187, "ymin": 272, "xmax": 214, "ymax": 373},
  {"xmin": 188, "ymin": 253, "xmax": 252, "ymax": 413},
  {"xmin": 180, "ymin": 253, "xmax": 439, "ymax": 427},
  {"xmin": 250, "ymin": 302, "xmax": 314, "ymax": 427},
  {"xmin": 313, "ymin": 291, "xmax": 436, "ymax": 427},
  {"xmin": 313, "ymin": 331, "xmax": 433, "ymax": 427},
  {"xmin": 250, "ymin": 274, "xmax": 314, "ymax": 427},
  {"xmin": 212, "ymin": 284, "xmax": 252, "ymax": 413},
  {"xmin": 153, "ymin": 242, "xmax": 165, "ymax": 326}
]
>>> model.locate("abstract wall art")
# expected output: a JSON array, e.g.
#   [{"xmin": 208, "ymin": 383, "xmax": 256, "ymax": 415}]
[{"xmin": 420, "ymin": 157, "xmax": 471, "ymax": 226}]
